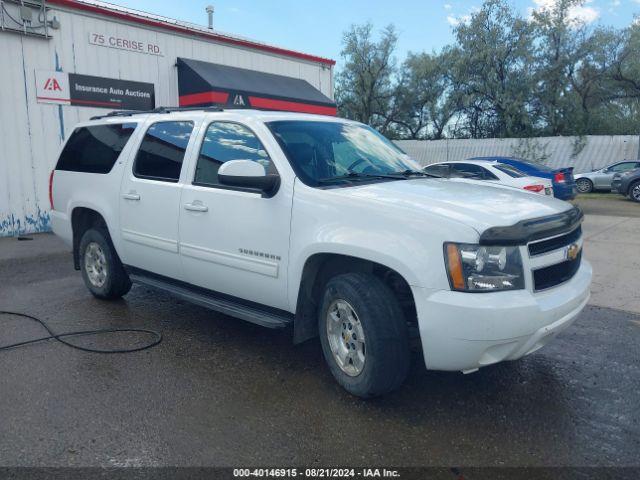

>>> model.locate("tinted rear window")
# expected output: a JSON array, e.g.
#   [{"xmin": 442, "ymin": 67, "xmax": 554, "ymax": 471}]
[
  {"xmin": 56, "ymin": 123, "xmax": 137, "ymax": 174},
  {"xmin": 494, "ymin": 164, "xmax": 527, "ymax": 178}
]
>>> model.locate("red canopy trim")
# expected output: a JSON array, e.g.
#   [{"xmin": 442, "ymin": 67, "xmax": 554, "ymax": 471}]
[{"xmin": 248, "ymin": 96, "xmax": 337, "ymax": 116}]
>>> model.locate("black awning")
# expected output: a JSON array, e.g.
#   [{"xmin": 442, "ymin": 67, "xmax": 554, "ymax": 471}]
[{"xmin": 176, "ymin": 57, "xmax": 336, "ymax": 115}]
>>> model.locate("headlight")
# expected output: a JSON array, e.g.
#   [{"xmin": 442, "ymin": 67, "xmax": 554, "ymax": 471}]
[{"xmin": 444, "ymin": 243, "xmax": 524, "ymax": 292}]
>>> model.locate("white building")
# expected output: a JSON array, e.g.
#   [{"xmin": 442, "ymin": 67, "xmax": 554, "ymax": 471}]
[{"xmin": 0, "ymin": 0, "xmax": 335, "ymax": 236}]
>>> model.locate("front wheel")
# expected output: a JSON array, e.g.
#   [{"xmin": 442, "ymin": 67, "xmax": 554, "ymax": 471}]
[
  {"xmin": 576, "ymin": 178, "xmax": 593, "ymax": 194},
  {"xmin": 79, "ymin": 228, "xmax": 131, "ymax": 299},
  {"xmin": 319, "ymin": 273, "xmax": 410, "ymax": 398},
  {"xmin": 629, "ymin": 181, "xmax": 640, "ymax": 203}
]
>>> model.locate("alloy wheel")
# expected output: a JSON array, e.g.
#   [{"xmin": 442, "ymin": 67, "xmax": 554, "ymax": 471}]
[
  {"xmin": 84, "ymin": 242, "xmax": 108, "ymax": 288},
  {"xmin": 326, "ymin": 299, "xmax": 366, "ymax": 376},
  {"xmin": 576, "ymin": 179, "xmax": 592, "ymax": 193}
]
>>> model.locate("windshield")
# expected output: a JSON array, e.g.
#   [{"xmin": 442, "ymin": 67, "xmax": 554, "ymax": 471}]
[{"xmin": 267, "ymin": 121, "xmax": 422, "ymax": 186}]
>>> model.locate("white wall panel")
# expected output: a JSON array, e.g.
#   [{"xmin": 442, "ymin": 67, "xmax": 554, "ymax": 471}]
[
  {"xmin": 397, "ymin": 136, "xmax": 640, "ymax": 173},
  {"xmin": 0, "ymin": 4, "xmax": 333, "ymax": 236}
]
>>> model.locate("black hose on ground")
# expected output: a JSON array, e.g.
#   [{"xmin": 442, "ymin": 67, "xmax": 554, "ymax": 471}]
[{"xmin": 0, "ymin": 311, "xmax": 162, "ymax": 353}]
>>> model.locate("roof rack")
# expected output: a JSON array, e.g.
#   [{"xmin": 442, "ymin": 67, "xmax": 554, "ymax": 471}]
[{"xmin": 90, "ymin": 105, "xmax": 224, "ymax": 120}]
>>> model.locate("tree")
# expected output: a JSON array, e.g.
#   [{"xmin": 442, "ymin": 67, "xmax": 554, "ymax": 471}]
[
  {"xmin": 609, "ymin": 22, "xmax": 640, "ymax": 100},
  {"xmin": 451, "ymin": 0, "xmax": 536, "ymax": 138},
  {"xmin": 335, "ymin": 23, "xmax": 398, "ymax": 133},
  {"xmin": 334, "ymin": 1, "xmax": 640, "ymax": 140},
  {"xmin": 590, "ymin": 23, "xmax": 640, "ymax": 134},
  {"xmin": 567, "ymin": 27, "xmax": 623, "ymax": 133},
  {"xmin": 391, "ymin": 49, "xmax": 459, "ymax": 139},
  {"xmin": 530, "ymin": 0, "xmax": 587, "ymax": 135}
]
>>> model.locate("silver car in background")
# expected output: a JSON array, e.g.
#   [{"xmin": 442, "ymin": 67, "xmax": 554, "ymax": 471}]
[{"xmin": 574, "ymin": 161, "xmax": 640, "ymax": 193}]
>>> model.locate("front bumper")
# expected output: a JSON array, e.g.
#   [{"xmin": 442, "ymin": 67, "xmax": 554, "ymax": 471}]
[{"xmin": 412, "ymin": 260, "xmax": 592, "ymax": 372}]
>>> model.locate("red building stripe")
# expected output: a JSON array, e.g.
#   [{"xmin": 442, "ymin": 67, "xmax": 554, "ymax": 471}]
[
  {"xmin": 179, "ymin": 91, "xmax": 230, "ymax": 107},
  {"xmin": 47, "ymin": 0, "xmax": 335, "ymax": 66},
  {"xmin": 36, "ymin": 96, "xmax": 71, "ymax": 102},
  {"xmin": 248, "ymin": 97, "xmax": 337, "ymax": 116}
]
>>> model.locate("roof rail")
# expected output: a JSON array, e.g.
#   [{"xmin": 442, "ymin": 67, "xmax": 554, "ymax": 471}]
[{"xmin": 90, "ymin": 105, "xmax": 224, "ymax": 120}]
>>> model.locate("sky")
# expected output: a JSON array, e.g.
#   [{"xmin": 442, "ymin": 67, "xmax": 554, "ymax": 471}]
[{"xmin": 108, "ymin": 0, "xmax": 640, "ymax": 64}]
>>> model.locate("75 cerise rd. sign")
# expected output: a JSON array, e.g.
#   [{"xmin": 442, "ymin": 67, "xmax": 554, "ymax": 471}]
[{"xmin": 89, "ymin": 32, "xmax": 163, "ymax": 56}]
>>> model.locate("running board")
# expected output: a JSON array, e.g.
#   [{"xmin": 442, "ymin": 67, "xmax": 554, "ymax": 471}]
[{"xmin": 128, "ymin": 271, "xmax": 293, "ymax": 329}]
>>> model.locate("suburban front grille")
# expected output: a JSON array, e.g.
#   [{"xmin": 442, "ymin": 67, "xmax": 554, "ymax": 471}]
[
  {"xmin": 528, "ymin": 226, "xmax": 582, "ymax": 256},
  {"xmin": 533, "ymin": 251, "xmax": 582, "ymax": 291}
]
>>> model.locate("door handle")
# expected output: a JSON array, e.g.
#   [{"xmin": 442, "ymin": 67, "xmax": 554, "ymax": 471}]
[
  {"xmin": 184, "ymin": 202, "xmax": 208, "ymax": 212},
  {"xmin": 122, "ymin": 193, "xmax": 141, "ymax": 201}
]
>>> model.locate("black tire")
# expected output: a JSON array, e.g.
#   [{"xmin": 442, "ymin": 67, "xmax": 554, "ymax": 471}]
[
  {"xmin": 318, "ymin": 273, "xmax": 410, "ymax": 398},
  {"xmin": 629, "ymin": 181, "xmax": 640, "ymax": 203},
  {"xmin": 576, "ymin": 178, "xmax": 593, "ymax": 194},
  {"xmin": 79, "ymin": 227, "xmax": 131, "ymax": 299}
]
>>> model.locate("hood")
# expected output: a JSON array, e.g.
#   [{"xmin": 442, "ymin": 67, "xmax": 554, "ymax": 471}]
[{"xmin": 329, "ymin": 178, "xmax": 573, "ymax": 235}]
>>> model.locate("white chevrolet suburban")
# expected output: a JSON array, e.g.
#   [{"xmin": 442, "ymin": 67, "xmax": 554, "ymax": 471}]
[{"xmin": 50, "ymin": 107, "xmax": 592, "ymax": 397}]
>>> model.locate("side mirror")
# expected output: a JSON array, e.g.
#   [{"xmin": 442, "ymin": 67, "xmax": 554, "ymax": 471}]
[{"xmin": 218, "ymin": 160, "xmax": 280, "ymax": 197}]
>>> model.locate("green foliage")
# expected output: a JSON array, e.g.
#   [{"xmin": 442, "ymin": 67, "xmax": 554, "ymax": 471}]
[
  {"xmin": 452, "ymin": 0, "xmax": 536, "ymax": 138},
  {"xmin": 335, "ymin": 0, "xmax": 640, "ymax": 139},
  {"xmin": 391, "ymin": 49, "xmax": 459, "ymax": 139},
  {"xmin": 335, "ymin": 23, "xmax": 398, "ymax": 133}
]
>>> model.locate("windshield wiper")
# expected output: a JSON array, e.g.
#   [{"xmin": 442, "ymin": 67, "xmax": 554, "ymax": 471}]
[
  {"xmin": 317, "ymin": 171, "xmax": 408, "ymax": 184},
  {"xmin": 390, "ymin": 169, "xmax": 441, "ymax": 178}
]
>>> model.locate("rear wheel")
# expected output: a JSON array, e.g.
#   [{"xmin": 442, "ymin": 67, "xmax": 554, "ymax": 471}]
[
  {"xmin": 576, "ymin": 178, "xmax": 593, "ymax": 194},
  {"xmin": 79, "ymin": 228, "xmax": 131, "ymax": 299},
  {"xmin": 319, "ymin": 273, "xmax": 410, "ymax": 398},
  {"xmin": 630, "ymin": 181, "xmax": 640, "ymax": 203}
]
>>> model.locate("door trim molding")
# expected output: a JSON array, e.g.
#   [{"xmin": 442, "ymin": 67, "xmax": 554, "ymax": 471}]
[
  {"xmin": 180, "ymin": 242, "xmax": 279, "ymax": 278},
  {"xmin": 122, "ymin": 229, "xmax": 178, "ymax": 253}
]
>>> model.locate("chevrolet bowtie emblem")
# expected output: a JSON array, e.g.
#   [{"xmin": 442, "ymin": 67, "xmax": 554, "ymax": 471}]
[{"xmin": 566, "ymin": 243, "xmax": 581, "ymax": 261}]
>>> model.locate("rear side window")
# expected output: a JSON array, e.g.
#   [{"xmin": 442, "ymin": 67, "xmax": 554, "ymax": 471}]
[
  {"xmin": 134, "ymin": 121, "xmax": 194, "ymax": 182},
  {"xmin": 55, "ymin": 123, "xmax": 137, "ymax": 174}
]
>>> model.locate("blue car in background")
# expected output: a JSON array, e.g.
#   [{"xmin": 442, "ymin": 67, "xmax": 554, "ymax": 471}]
[{"xmin": 470, "ymin": 156, "xmax": 577, "ymax": 200}]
